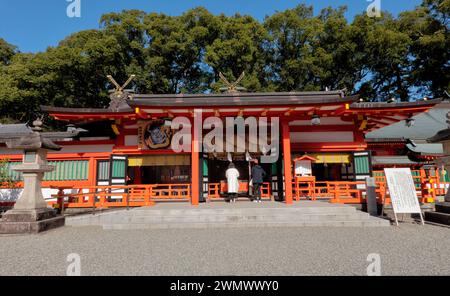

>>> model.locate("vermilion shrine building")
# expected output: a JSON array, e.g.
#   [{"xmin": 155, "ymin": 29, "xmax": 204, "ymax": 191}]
[{"xmin": 0, "ymin": 89, "xmax": 442, "ymax": 207}]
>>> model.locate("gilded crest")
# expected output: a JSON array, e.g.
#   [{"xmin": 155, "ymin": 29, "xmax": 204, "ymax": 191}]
[{"xmin": 142, "ymin": 120, "xmax": 173, "ymax": 149}]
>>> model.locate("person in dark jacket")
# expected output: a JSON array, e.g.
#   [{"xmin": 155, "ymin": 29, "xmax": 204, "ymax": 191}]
[{"xmin": 251, "ymin": 160, "xmax": 266, "ymax": 203}]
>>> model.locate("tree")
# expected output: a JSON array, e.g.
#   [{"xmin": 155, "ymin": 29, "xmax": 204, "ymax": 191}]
[
  {"xmin": 264, "ymin": 5, "xmax": 323, "ymax": 91},
  {"xmin": 205, "ymin": 13, "xmax": 268, "ymax": 92},
  {"xmin": 0, "ymin": 30, "xmax": 128, "ymax": 124},
  {"xmin": 142, "ymin": 8, "xmax": 217, "ymax": 93},
  {"xmin": 399, "ymin": 0, "xmax": 449, "ymax": 99},
  {"xmin": 0, "ymin": 38, "xmax": 17, "ymax": 65},
  {"xmin": 315, "ymin": 6, "xmax": 365, "ymax": 92}
]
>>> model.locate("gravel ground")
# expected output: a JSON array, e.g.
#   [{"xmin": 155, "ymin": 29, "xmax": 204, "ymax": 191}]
[{"xmin": 0, "ymin": 224, "xmax": 449, "ymax": 276}]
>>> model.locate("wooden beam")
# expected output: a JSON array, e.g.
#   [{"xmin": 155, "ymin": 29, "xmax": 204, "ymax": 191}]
[
  {"xmin": 367, "ymin": 119, "xmax": 391, "ymax": 126},
  {"xmin": 289, "ymin": 125, "xmax": 355, "ymax": 132},
  {"xmin": 164, "ymin": 109, "xmax": 174, "ymax": 118},
  {"xmin": 135, "ymin": 108, "xmax": 148, "ymax": 119},
  {"xmin": 291, "ymin": 142, "xmax": 367, "ymax": 152},
  {"xmin": 284, "ymin": 108, "xmax": 294, "ymax": 116}
]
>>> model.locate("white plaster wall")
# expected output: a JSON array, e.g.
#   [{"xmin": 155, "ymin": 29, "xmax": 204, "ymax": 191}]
[{"xmin": 125, "ymin": 135, "xmax": 139, "ymax": 146}]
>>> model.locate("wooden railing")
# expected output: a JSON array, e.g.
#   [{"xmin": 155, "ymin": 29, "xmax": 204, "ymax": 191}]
[
  {"xmin": 208, "ymin": 182, "xmax": 272, "ymax": 200},
  {"xmin": 294, "ymin": 180, "xmax": 367, "ymax": 203},
  {"xmin": 292, "ymin": 176, "xmax": 441, "ymax": 205},
  {"xmin": 374, "ymin": 169, "xmax": 450, "ymax": 203},
  {"xmin": 48, "ymin": 184, "xmax": 191, "ymax": 210},
  {"xmin": 2, "ymin": 169, "xmax": 447, "ymax": 209}
]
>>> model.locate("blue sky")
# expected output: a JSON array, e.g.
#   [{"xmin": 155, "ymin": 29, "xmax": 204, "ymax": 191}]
[{"xmin": 0, "ymin": 0, "xmax": 423, "ymax": 53}]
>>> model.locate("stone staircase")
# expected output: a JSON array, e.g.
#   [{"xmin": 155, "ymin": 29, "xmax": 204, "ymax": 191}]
[{"xmin": 66, "ymin": 201, "xmax": 391, "ymax": 229}]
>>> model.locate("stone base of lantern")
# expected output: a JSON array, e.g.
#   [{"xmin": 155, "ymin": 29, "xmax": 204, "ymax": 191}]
[{"xmin": 0, "ymin": 208, "xmax": 65, "ymax": 234}]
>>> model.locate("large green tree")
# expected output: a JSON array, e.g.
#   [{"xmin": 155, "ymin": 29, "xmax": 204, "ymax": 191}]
[
  {"xmin": 351, "ymin": 13, "xmax": 412, "ymax": 101},
  {"xmin": 263, "ymin": 5, "xmax": 323, "ymax": 91},
  {"xmin": 399, "ymin": 0, "xmax": 449, "ymax": 98},
  {"xmin": 206, "ymin": 13, "xmax": 268, "ymax": 92}
]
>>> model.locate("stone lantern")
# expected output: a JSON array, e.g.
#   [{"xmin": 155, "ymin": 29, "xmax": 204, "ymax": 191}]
[{"xmin": 0, "ymin": 119, "xmax": 84, "ymax": 234}]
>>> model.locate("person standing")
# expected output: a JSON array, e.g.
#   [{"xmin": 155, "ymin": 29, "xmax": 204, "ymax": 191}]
[
  {"xmin": 225, "ymin": 163, "xmax": 240, "ymax": 203},
  {"xmin": 251, "ymin": 160, "xmax": 266, "ymax": 203}
]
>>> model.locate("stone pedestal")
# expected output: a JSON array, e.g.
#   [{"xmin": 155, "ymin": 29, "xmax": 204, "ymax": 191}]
[{"xmin": 0, "ymin": 208, "xmax": 65, "ymax": 234}]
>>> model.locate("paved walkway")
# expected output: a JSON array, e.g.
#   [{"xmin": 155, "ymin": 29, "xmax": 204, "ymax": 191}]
[{"xmin": 0, "ymin": 221, "xmax": 449, "ymax": 275}]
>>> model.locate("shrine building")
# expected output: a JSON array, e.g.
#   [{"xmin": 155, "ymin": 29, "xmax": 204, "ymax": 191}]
[{"xmin": 0, "ymin": 88, "xmax": 442, "ymax": 208}]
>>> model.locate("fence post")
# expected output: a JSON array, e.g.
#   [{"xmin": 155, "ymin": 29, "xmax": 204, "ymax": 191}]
[
  {"xmin": 144, "ymin": 186, "xmax": 150, "ymax": 206},
  {"xmin": 56, "ymin": 188, "xmax": 64, "ymax": 215},
  {"xmin": 366, "ymin": 177, "xmax": 378, "ymax": 216},
  {"xmin": 126, "ymin": 187, "xmax": 130, "ymax": 211},
  {"xmin": 92, "ymin": 189, "xmax": 96, "ymax": 215},
  {"xmin": 330, "ymin": 183, "xmax": 341, "ymax": 203}
]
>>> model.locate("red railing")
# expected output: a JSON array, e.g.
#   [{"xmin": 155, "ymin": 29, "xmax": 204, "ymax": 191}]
[
  {"xmin": 208, "ymin": 182, "xmax": 272, "ymax": 200},
  {"xmin": 294, "ymin": 180, "xmax": 369, "ymax": 203},
  {"xmin": 2, "ymin": 169, "xmax": 447, "ymax": 209},
  {"xmin": 292, "ymin": 177, "xmax": 438, "ymax": 205},
  {"xmin": 374, "ymin": 169, "xmax": 450, "ymax": 203},
  {"xmin": 48, "ymin": 184, "xmax": 191, "ymax": 210}
]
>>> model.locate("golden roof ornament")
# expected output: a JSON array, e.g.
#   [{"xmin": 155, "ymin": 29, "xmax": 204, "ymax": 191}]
[
  {"xmin": 107, "ymin": 75, "xmax": 136, "ymax": 111},
  {"xmin": 219, "ymin": 71, "xmax": 246, "ymax": 93}
]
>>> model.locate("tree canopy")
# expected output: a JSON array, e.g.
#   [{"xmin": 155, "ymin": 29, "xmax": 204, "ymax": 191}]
[{"xmin": 0, "ymin": 0, "xmax": 448, "ymax": 124}]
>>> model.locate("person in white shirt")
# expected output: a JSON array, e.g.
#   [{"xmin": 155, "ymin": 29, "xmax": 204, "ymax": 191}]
[{"xmin": 225, "ymin": 163, "xmax": 240, "ymax": 203}]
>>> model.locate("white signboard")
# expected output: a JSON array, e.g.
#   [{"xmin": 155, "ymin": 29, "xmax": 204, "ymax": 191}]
[
  {"xmin": 384, "ymin": 168, "xmax": 424, "ymax": 225},
  {"xmin": 295, "ymin": 160, "xmax": 312, "ymax": 176}
]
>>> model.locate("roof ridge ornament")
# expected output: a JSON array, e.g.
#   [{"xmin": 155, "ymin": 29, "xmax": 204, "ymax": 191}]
[
  {"xmin": 31, "ymin": 116, "xmax": 44, "ymax": 132},
  {"xmin": 219, "ymin": 71, "xmax": 246, "ymax": 93},
  {"xmin": 107, "ymin": 75, "xmax": 136, "ymax": 112}
]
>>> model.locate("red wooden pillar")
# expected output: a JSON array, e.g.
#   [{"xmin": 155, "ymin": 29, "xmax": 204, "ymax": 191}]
[
  {"xmin": 191, "ymin": 115, "xmax": 200, "ymax": 206},
  {"xmin": 88, "ymin": 157, "xmax": 96, "ymax": 186},
  {"xmin": 282, "ymin": 120, "xmax": 293, "ymax": 204}
]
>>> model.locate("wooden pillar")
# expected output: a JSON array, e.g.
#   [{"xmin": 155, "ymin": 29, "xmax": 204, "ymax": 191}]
[
  {"xmin": 282, "ymin": 120, "xmax": 293, "ymax": 205},
  {"xmin": 88, "ymin": 157, "xmax": 96, "ymax": 186},
  {"xmin": 191, "ymin": 116, "xmax": 200, "ymax": 206}
]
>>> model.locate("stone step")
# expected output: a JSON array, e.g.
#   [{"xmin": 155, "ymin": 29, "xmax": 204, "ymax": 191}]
[
  {"xmin": 127, "ymin": 207, "xmax": 359, "ymax": 216},
  {"xmin": 103, "ymin": 219, "xmax": 390, "ymax": 230},
  {"xmin": 66, "ymin": 203, "xmax": 391, "ymax": 228},
  {"xmin": 66, "ymin": 207, "xmax": 365, "ymax": 226},
  {"xmin": 435, "ymin": 202, "xmax": 450, "ymax": 214},
  {"xmin": 425, "ymin": 211, "xmax": 450, "ymax": 225},
  {"xmin": 96, "ymin": 213, "xmax": 372, "ymax": 224}
]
